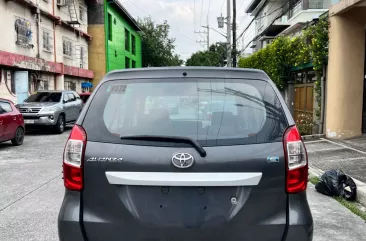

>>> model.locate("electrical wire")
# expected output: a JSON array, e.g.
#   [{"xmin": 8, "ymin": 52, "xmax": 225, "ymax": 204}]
[{"xmin": 200, "ymin": 0, "xmax": 204, "ymax": 27}]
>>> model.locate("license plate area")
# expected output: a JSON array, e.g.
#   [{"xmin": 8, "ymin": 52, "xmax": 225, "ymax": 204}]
[
  {"xmin": 24, "ymin": 120, "xmax": 35, "ymax": 124},
  {"xmin": 116, "ymin": 186, "xmax": 250, "ymax": 228}
]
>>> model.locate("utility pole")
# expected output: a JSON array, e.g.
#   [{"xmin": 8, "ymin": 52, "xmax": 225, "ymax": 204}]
[
  {"xmin": 226, "ymin": 0, "xmax": 231, "ymax": 67},
  {"xmin": 195, "ymin": 29, "xmax": 208, "ymax": 50},
  {"xmin": 232, "ymin": 0, "xmax": 237, "ymax": 67},
  {"xmin": 202, "ymin": 25, "xmax": 210, "ymax": 50}
]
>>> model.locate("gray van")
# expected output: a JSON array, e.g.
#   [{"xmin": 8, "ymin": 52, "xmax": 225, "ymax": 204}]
[{"xmin": 58, "ymin": 67, "xmax": 313, "ymax": 241}]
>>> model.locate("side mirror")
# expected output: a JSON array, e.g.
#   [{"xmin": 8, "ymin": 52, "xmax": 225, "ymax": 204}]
[{"xmin": 63, "ymin": 100, "xmax": 68, "ymax": 104}]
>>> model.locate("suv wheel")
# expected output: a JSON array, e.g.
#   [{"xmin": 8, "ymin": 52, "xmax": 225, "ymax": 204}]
[
  {"xmin": 55, "ymin": 115, "xmax": 65, "ymax": 134},
  {"xmin": 11, "ymin": 127, "xmax": 24, "ymax": 146}
]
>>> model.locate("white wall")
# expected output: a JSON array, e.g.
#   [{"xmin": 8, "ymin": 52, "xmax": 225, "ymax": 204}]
[
  {"xmin": 0, "ymin": 1, "xmax": 39, "ymax": 57},
  {"xmin": 55, "ymin": 27, "xmax": 88, "ymax": 68},
  {"xmin": 40, "ymin": 17, "xmax": 55, "ymax": 62},
  {"xmin": 287, "ymin": 9, "xmax": 327, "ymax": 26}
]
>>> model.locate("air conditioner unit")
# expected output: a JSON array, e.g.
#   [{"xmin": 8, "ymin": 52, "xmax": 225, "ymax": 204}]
[{"xmin": 57, "ymin": 0, "xmax": 66, "ymax": 6}]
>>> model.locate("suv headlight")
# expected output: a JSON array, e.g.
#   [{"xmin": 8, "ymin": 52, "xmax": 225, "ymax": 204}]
[{"xmin": 41, "ymin": 106, "xmax": 57, "ymax": 113}]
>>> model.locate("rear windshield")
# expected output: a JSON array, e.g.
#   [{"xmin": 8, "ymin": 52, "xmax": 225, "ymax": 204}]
[{"xmin": 83, "ymin": 78, "xmax": 288, "ymax": 146}]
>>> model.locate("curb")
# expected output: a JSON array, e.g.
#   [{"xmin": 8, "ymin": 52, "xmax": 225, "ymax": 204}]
[{"xmin": 309, "ymin": 166, "xmax": 366, "ymax": 207}]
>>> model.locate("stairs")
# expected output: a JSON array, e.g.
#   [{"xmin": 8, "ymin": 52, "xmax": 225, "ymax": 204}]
[{"xmin": 67, "ymin": 0, "xmax": 80, "ymax": 28}]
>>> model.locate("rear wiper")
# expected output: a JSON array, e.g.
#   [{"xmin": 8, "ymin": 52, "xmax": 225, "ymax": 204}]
[{"xmin": 120, "ymin": 135, "xmax": 207, "ymax": 157}]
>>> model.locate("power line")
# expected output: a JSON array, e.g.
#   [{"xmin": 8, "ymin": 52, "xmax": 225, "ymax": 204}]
[{"xmin": 200, "ymin": 0, "xmax": 204, "ymax": 27}]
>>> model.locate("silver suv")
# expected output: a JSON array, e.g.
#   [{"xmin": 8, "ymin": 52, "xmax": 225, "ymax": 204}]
[{"xmin": 16, "ymin": 90, "xmax": 83, "ymax": 134}]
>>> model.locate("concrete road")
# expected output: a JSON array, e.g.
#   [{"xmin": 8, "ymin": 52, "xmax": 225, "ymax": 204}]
[{"xmin": 0, "ymin": 131, "xmax": 365, "ymax": 241}]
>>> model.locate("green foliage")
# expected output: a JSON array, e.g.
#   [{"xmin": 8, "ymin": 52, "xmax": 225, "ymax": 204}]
[
  {"xmin": 186, "ymin": 43, "xmax": 227, "ymax": 67},
  {"xmin": 137, "ymin": 17, "xmax": 183, "ymax": 67},
  {"xmin": 238, "ymin": 19, "xmax": 329, "ymax": 116}
]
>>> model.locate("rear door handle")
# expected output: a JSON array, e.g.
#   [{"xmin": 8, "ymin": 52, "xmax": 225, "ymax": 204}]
[{"xmin": 13, "ymin": 117, "xmax": 16, "ymax": 120}]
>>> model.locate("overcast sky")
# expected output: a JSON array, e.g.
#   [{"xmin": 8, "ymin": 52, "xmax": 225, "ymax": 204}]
[{"xmin": 120, "ymin": 0, "xmax": 255, "ymax": 60}]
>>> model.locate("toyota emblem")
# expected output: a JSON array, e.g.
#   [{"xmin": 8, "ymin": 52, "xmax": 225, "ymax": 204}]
[
  {"xmin": 27, "ymin": 108, "xmax": 32, "ymax": 113},
  {"xmin": 171, "ymin": 153, "xmax": 195, "ymax": 169}
]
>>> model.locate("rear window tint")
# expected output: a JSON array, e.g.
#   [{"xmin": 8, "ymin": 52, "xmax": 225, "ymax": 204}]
[{"xmin": 83, "ymin": 78, "xmax": 288, "ymax": 146}]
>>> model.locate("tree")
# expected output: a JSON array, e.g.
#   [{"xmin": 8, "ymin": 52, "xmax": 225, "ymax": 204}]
[
  {"xmin": 186, "ymin": 43, "xmax": 227, "ymax": 67},
  {"xmin": 138, "ymin": 17, "xmax": 183, "ymax": 67}
]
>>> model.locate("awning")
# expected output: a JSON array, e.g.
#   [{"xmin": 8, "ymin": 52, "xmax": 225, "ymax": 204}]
[{"xmin": 81, "ymin": 82, "xmax": 93, "ymax": 88}]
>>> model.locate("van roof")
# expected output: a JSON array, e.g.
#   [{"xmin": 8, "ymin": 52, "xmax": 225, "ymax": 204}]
[{"xmin": 100, "ymin": 67, "xmax": 270, "ymax": 84}]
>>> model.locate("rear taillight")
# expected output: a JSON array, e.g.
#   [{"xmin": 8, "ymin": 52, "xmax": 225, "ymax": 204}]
[
  {"xmin": 283, "ymin": 125, "xmax": 308, "ymax": 193},
  {"xmin": 63, "ymin": 125, "xmax": 86, "ymax": 191}
]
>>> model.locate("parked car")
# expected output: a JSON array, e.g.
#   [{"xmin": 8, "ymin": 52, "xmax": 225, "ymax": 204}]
[
  {"xmin": 58, "ymin": 67, "xmax": 312, "ymax": 241},
  {"xmin": 16, "ymin": 90, "xmax": 83, "ymax": 134},
  {"xmin": 79, "ymin": 92, "xmax": 91, "ymax": 104},
  {"xmin": 0, "ymin": 98, "xmax": 25, "ymax": 146}
]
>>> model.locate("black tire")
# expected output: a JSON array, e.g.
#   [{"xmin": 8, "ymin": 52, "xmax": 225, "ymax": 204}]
[
  {"xmin": 54, "ymin": 115, "xmax": 65, "ymax": 134},
  {"xmin": 11, "ymin": 127, "xmax": 24, "ymax": 146}
]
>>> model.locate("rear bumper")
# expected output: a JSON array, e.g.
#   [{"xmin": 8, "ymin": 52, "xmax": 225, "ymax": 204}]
[
  {"xmin": 58, "ymin": 191, "xmax": 313, "ymax": 241},
  {"xmin": 58, "ymin": 191, "xmax": 85, "ymax": 241}
]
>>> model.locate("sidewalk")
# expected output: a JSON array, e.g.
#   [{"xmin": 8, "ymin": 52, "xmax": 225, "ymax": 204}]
[{"xmin": 305, "ymin": 136, "xmax": 366, "ymax": 206}]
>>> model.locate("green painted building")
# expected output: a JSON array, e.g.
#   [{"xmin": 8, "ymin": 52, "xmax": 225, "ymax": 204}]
[{"xmin": 88, "ymin": 0, "xmax": 143, "ymax": 87}]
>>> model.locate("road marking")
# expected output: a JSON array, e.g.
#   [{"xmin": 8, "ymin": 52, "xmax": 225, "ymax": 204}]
[
  {"xmin": 320, "ymin": 138, "xmax": 366, "ymax": 155},
  {"xmin": 305, "ymin": 140, "xmax": 327, "ymax": 144}
]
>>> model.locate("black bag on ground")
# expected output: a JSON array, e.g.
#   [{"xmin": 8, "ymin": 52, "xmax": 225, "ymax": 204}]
[{"xmin": 315, "ymin": 170, "xmax": 357, "ymax": 201}]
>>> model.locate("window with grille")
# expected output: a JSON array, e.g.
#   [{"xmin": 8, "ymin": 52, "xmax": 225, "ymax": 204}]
[
  {"xmin": 43, "ymin": 80, "xmax": 49, "ymax": 90},
  {"xmin": 15, "ymin": 17, "xmax": 32, "ymax": 47},
  {"xmin": 132, "ymin": 34, "xmax": 136, "ymax": 55},
  {"xmin": 79, "ymin": 6, "xmax": 87, "ymax": 22},
  {"xmin": 43, "ymin": 30, "xmax": 53, "ymax": 52},
  {"xmin": 125, "ymin": 28, "xmax": 130, "ymax": 51},
  {"xmin": 63, "ymin": 38, "xmax": 73, "ymax": 57},
  {"xmin": 80, "ymin": 46, "xmax": 85, "ymax": 68},
  {"xmin": 289, "ymin": 0, "xmax": 302, "ymax": 18},
  {"xmin": 65, "ymin": 81, "xmax": 76, "ymax": 91},
  {"xmin": 309, "ymin": 0, "xmax": 328, "ymax": 8}
]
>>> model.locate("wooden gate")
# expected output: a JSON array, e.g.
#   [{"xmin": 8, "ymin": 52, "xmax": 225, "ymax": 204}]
[{"xmin": 294, "ymin": 83, "xmax": 313, "ymax": 122}]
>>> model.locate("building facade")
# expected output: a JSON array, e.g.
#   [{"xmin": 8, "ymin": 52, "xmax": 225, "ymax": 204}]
[
  {"xmin": 246, "ymin": 0, "xmax": 330, "ymax": 51},
  {"xmin": 0, "ymin": 0, "xmax": 94, "ymax": 104},
  {"xmin": 324, "ymin": 0, "xmax": 366, "ymax": 138},
  {"xmin": 88, "ymin": 0, "xmax": 142, "ymax": 89}
]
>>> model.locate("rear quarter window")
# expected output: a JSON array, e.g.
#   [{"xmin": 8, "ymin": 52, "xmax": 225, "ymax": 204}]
[{"xmin": 82, "ymin": 78, "xmax": 288, "ymax": 146}]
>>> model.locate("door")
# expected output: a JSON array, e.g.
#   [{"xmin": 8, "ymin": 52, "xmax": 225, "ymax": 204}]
[
  {"xmin": 15, "ymin": 71, "xmax": 29, "ymax": 104},
  {"xmin": 294, "ymin": 84, "xmax": 313, "ymax": 123},
  {"xmin": 63, "ymin": 93, "xmax": 73, "ymax": 122},
  {"xmin": 362, "ymin": 79, "xmax": 366, "ymax": 133},
  {"xmin": 80, "ymin": 78, "xmax": 290, "ymax": 241},
  {"xmin": 0, "ymin": 101, "xmax": 14, "ymax": 141},
  {"xmin": 67, "ymin": 93, "xmax": 77, "ymax": 120},
  {"xmin": 0, "ymin": 106, "xmax": 5, "ymax": 141}
]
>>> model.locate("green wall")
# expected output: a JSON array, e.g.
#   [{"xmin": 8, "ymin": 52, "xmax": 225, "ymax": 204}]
[{"xmin": 105, "ymin": 1, "xmax": 142, "ymax": 72}]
